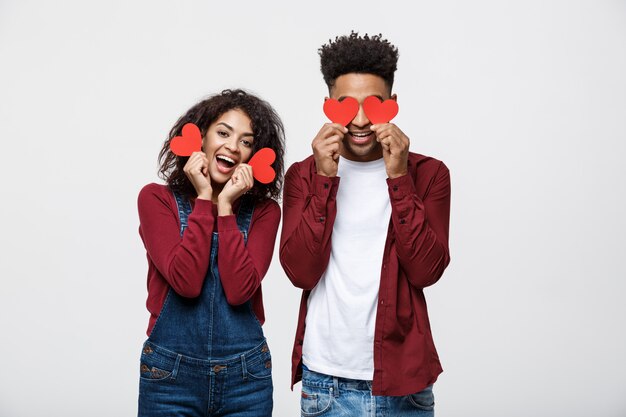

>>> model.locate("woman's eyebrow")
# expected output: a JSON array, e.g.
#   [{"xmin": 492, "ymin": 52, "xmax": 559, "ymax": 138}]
[
  {"xmin": 216, "ymin": 122, "xmax": 234, "ymax": 131},
  {"xmin": 217, "ymin": 122, "xmax": 253, "ymax": 137}
]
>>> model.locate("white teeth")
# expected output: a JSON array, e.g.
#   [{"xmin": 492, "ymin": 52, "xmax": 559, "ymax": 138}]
[
  {"xmin": 351, "ymin": 132, "xmax": 370, "ymax": 137},
  {"xmin": 216, "ymin": 155, "xmax": 235, "ymax": 164}
]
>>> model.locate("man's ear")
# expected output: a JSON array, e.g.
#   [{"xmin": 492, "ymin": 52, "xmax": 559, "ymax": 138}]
[{"xmin": 391, "ymin": 93, "xmax": 398, "ymax": 102}]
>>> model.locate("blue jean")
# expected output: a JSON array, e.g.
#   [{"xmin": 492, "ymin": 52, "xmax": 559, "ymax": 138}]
[
  {"xmin": 138, "ymin": 339, "xmax": 273, "ymax": 416},
  {"xmin": 300, "ymin": 365, "xmax": 434, "ymax": 417},
  {"xmin": 138, "ymin": 193, "xmax": 272, "ymax": 416}
]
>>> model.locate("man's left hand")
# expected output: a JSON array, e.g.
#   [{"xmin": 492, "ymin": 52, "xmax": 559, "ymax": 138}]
[{"xmin": 371, "ymin": 123, "xmax": 409, "ymax": 179}]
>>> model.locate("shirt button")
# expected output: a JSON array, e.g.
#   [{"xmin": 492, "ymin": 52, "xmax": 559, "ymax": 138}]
[
  {"xmin": 319, "ymin": 216, "xmax": 325, "ymax": 223},
  {"xmin": 399, "ymin": 219, "xmax": 406, "ymax": 224},
  {"xmin": 323, "ymin": 183, "xmax": 329, "ymax": 189},
  {"xmin": 392, "ymin": 185, "xmax": 398, "ymax": 191},
  {"xmin": 380, "ymin": 300, "xmax": 384, "ymax": 305}
]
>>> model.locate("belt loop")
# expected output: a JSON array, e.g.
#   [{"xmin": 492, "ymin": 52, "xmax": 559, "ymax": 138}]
[
  {"xmin": 241, "ymin": 354, "xmax": 248, "ymax": 380},
  {"xmin": 332, "ymin": 376, "xmax": 340, "ymax": 398},
  {"xmin": 171, "ymin": 354, "xmax": 182, "ymax": 381}
]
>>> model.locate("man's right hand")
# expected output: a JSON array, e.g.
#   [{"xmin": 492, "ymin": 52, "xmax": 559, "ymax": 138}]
[{"xmin": 311, "ymin": 123, "xmax": 347, "ymax": 177}]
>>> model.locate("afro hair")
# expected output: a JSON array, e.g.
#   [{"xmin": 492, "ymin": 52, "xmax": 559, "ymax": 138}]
[{"xmin": 319, "ymin": 31, "xmax": 399, "ymax": 91}]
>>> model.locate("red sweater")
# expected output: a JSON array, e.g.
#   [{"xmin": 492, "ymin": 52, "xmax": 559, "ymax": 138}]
[
  {"xmin": 280, "ymin": 153, "xmax": 451, "ymax": 396},
  {"xmin": 137, "ymin": 183, "xmax": 281, "ymax": 336}
]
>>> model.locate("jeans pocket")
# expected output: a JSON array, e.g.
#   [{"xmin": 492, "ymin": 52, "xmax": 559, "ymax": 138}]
[
  {"xmin": 139, "ymin": 343, "xmax": 180, "ymax": 383},
  {"xmin": 407, "ymin": 384, "xmax": 435, "ymax": 411},
  {"xmin": 300, "ymin": 385, "xmax": 333, "ymax": 416},
  {"xmin": 140, "ymin": 363, "xmax": 173, "ymax": 382},
  {"xmin": 245, "ymin": 351, "xmax": 272, "ymax": 380}
]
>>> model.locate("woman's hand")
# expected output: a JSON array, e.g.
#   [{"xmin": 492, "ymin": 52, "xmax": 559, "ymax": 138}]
[
  {"xmin": 217, "ymin": 164, "xmax": 254, "ymax": 215},
  {"xmin": 183, "ymin": 151, "xmax": 213, "ymax": 200}
]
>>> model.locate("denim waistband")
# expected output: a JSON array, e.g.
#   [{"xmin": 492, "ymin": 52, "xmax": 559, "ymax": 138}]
[
  {"xmin": 302, "ymin": 365, "xmax": 372, "ymax": 391},
  {"xmin": 142, "ymin": 338, "xmax": 270, "ymax": 373}
]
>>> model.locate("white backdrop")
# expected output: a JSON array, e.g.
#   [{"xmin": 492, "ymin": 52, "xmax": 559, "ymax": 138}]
[{"xmin": 1, "ymin": 1, "xmax": 625, "ymax": 416}]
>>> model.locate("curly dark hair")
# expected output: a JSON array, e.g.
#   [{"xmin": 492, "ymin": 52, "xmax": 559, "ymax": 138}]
[
  {"xmin": 157, "ymin": 89, "xmax": 285, "ymax": 203},
  {"xmin": 319, "ymin": 31, "xmax": 399, "ymax": 92}
]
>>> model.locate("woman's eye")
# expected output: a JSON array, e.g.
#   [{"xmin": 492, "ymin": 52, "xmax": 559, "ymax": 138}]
[
  {"xmin": 241, "ymin": 139, "xmax": 252, "ymax": 147},
  {"xmin": 218, "ymin": 131, "xmax": 229, "ymax": 137}
]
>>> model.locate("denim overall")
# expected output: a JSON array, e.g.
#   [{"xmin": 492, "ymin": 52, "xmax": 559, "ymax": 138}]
[{"xmin": 138, "ymin": 193, "xmax": 273, "ymax": 417}]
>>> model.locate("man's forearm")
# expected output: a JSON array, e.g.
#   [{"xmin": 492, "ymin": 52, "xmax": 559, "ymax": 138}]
[
  {"xmin": 388, "ymin": 163, "xmax": 451, "ymax": 288},
  {"xmin": 280, "ymin": 165, "xmax": 339, "ymax": 289}
]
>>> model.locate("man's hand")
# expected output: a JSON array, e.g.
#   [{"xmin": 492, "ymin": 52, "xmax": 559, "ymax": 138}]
[
  {"xmin": 371, "ymin": 123, "xmax": 409, "ymax": 179},
  {"xmin": 312, "ymin": 123, "xmax": 347, "ymax": 177}
]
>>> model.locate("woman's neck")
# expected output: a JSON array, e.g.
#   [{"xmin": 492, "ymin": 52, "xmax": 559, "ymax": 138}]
[{"xmin": 211, "ymin": 183, "xmax": 224, "ymax": 204}]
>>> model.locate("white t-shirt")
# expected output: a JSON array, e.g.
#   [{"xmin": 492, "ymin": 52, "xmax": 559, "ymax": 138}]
[{"xmin": 302, "ymin": 156, "xmax": 391, "ymax": 380}]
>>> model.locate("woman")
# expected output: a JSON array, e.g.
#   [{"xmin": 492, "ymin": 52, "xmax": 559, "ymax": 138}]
[{"xmin": 137, "ymin": 89, "xmax": 284, "ymax": 416}]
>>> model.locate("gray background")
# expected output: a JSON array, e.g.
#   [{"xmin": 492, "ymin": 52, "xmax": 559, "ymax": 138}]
[{"xmin": 1, "ymin": 0, "xmax": 625, "ymax": 416}]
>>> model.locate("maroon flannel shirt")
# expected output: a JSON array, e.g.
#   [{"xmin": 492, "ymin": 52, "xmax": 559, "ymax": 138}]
[{"xmin": 279, "ymin": 152, "xmax": 451, "ymax": 396}]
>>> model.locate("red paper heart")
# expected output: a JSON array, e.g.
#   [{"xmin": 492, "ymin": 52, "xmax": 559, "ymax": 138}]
[
  {"xmin": 170, "ymin": 123, "xmax": 202, "ymax": 156},
  {"xmin": 323, "ymin": 97, "xmax": 359, "ymax": 126},
  {"xmin": 248, "ymin": 147, "xmax": 276, "ymax": 184},
  {"xmin": 362, "ymin": 96, "xmax": 399, "ymax": 124}
]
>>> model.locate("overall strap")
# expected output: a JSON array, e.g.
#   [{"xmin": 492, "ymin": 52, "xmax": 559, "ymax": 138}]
[
  {"xmin": 235, "ymin": 196, "xmax": 255, "ymax": 245},
  {"xmin": 173, "ymin": 190, "xmax": 254, "ymax": 242},
  {"xmin": 172, "ymin": 191, "xmax": 192, "ymax": 237}
]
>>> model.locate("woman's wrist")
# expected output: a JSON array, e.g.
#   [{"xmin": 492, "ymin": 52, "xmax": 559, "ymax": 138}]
[
  {"xmin": 196, "ymin": 189, "xmax": 212, "ymax": 201},
  {"xmin": 217, "ymin": 197, "xmax": 233, "ymax": 216}
]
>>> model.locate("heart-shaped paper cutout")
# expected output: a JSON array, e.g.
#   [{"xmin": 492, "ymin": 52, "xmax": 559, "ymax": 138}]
[
  {"xmin": 170, "ymin": 123, "xmax": 202, "ymax": 156},
  {"xmin": 362, "ymin": 96, "xmax": 399, "ymax": 124},
  {"xmin": 248, "ymin": 147, "xmax": 276, "ymax": 184},
  {"xmin": 323, "ymin": 97, "xmax": 359, "ymax": 126}
]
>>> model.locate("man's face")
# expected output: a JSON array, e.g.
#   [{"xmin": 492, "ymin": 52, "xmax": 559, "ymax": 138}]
[{"xmin": 329, "ymin": 73, "xmax": 396, "ymax": 162}]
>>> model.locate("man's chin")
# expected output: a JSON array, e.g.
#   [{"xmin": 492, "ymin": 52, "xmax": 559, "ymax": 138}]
[{"xmin": 342, "ymin": 141, "xmax": 383, "ymax": 162}]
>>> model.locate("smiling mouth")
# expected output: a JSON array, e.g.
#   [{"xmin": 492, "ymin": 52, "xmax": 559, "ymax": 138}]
[
  {"xmin": 215, "ymin": 155, "xmax": 238, "ymax": 173},
  {"xmin": 349, "ymin": 131, "xmax": 375, "ymax": 144}
]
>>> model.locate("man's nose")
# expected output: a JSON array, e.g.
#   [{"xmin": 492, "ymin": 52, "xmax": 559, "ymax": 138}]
[{"xmin": 351, "ymin": 103, "xmax": 370, "ymax": 128}]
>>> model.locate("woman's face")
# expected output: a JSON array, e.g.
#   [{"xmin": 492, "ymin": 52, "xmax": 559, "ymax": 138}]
[{"xmin": 203, "ymin": 108, "xmax": 254, "ymax": 187}]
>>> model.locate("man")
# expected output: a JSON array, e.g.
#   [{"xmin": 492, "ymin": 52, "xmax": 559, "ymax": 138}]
[{"xmin": 280, "ymin": 32, "xmax": 451, "ymax": 416}]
